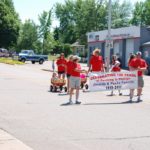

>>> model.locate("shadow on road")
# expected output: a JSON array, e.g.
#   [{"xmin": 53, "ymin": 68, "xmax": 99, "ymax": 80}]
[{"xmin": 84, "ymin": 100, "xmax": 139, "ymax": 105}]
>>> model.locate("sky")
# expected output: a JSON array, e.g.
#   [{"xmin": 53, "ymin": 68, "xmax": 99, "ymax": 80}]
[
  {"xmin": 13, "ymin": 0, "xmax": 65, "ymax": 28},
  {"xmin": 13, "ymin": 0, "xmax": 143, "ymax": 28}
]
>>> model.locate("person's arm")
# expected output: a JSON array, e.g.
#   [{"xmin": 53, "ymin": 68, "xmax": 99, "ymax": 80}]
[
  {"xmin": 74, "ymin": 68, "xmax": 87, "ymax": 73},
  {"xmin": 88, "ymin": 64, "xmax": 92, "ymax": 72},
  {"xmin": 88, "ymin": 57, "xmax": 92, "ymax": 72},
  {"xmin": 137, "ymin": 62, "xmax": 147, "ymax": 71},
  {"xmin": 101, "ymin": 59, "xmax": 105, "ymax": 72}
]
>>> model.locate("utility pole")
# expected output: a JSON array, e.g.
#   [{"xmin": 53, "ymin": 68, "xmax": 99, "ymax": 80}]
[{"xmin": 105, "ymin": 0, "xmax": 112, "ymax": 72}]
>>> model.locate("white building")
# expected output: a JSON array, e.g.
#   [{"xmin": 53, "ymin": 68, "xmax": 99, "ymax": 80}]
[{"xmin": 87, "ymin": 26, "xmax": 150, "ymax": 68}]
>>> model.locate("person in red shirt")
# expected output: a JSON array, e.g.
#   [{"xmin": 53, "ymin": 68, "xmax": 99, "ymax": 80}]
[
  {"xmin": 129, "ymin": 51, "xmax": 147, "ymax": 103},
  {"xmin": 88, "ymin": 48, "xmax": 104, "ymax": 72},
  {"xmin": 66, "ymin": 55, "xmax": 73, "ymax": 94},
  {"xmin": 110, "ymin": 55, "xmax": 122, "ymax": 96},
  {"xmin": 67, "ymin": 55, "xmax": 87, "ymax": 105},
  {"xmin": 56, "ymin": 53, "xmax": 67, "ymax": 79}
]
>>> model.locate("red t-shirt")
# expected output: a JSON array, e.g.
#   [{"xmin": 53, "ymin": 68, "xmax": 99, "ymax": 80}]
[
  {"xmin": 90, "ymin": 55, "xmax": 103, "ymax": 71},
  {"xmin": 129, "ymin": 58, "xmax": 147, "ymax": 76},
  {"xmin": 66, "ymin": 61, "xmax": 73, "ymax": 75},
  {"xmin": 56, "ymin": 58, "xmax": 67, "ymax": 72},
  {"xmin": 71, "ymin": 62, "xmax": 81, "ymax": 77},
  {"xmin": 112, "ymin": 66, "xmax": 121, "ymax": 72}
]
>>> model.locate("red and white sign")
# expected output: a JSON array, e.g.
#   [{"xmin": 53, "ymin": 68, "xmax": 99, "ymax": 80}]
[{"xmin": 89, "ymin": 71, "xmax": 138, "ymax": 92}]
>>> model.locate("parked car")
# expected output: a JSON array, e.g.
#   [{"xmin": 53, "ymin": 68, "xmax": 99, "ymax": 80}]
[
  {"xmin": 0, "ymin": 48, "xmax": 9, "ymax": 57},
  {"xmin": 18, "ymin": 50, "xmax": 48, "ymax": 64}
]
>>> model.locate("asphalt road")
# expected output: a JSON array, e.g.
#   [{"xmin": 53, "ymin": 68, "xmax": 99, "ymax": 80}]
[{"xmin": 1, "ymin": 61, "xmax": 150, "ymax": 150}]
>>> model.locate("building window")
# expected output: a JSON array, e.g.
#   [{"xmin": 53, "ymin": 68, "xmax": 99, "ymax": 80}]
[
  {"xmin": 95, "ymin": 35, "xmax": 99, "ymax": 41},
  {"xmin": 89, "ymin": 34, "xmax": 93, "ymax": 39}
]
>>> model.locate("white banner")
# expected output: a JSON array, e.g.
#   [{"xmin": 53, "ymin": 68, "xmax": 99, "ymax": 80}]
[{"xmin": 89, "ymin": 71, "xmax": 138, "ymax": 92}]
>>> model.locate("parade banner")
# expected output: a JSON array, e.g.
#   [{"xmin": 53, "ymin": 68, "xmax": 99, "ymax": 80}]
[{"xmin": 89, "ymin": 71, "xmax": 138, "ymax": 92}]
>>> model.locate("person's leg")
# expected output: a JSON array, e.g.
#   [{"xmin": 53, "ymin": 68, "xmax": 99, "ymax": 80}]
[
  {"xmin": 75, "ymin": 77, "xmax": 81, "ymax": 104},
  {"xmin": 62, "ymin": 72, "xmax": 65, "ymax": 79},
  {"xmin": 129, "ymin": 89, "xmax": 134, "ymax": 102},
  {"xmin": 137, "ymin": 87, "xmax": 142, "ymax": 101},
  {"xmin": 75, "ymin": 87, "xmax": 80, "ymax": 102},
  {"xmin": 67, "ymin": 77, "xmax": 70, "ymax": 94},
  {"xmin": 69, "ymin": 88, "xmax": 74, "ymax": 103},
  {"xmin": 58, "ymin": 73, "xmax": 61, "ymax": 78},
  {"xmin": 110, "ymin": 90, "xmax": 113, "ymax": 96},
  {"xmin": 118, "ymin": 90, "xmax": 122, "ymax": 96},
  {"xmin": 137, "ymin": 76, "xmax": 144, "ymax": 102},
  {"xmin": 68, "ymin": 76, "xmax": 75, "ymax": 104}
]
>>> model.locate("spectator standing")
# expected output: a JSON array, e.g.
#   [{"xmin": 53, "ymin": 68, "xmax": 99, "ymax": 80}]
[
  {"xmin": 129, "ymin": 51, "xmax": 147, "ymax": 102},
  {"xmin": 52, "ymin": 59, "xmax": 55, "ymax": 72}
]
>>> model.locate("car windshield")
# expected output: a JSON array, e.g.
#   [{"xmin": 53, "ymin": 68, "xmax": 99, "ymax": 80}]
[
  {"xmin": 21, "ymin": 50, "xmax": 29, "ymax": 54},
  {"xmin": 21, "ymin": 50, "xmax": 34, "ymax": 54}
]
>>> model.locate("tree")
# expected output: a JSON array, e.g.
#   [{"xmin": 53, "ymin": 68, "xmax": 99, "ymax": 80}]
[
  {"xmin": 55, "ymin": 0, "xmax": 77, "ymax": 44},
  {"xmin": 38, "ymin": 10, "xmax": 52, "ymax": 54},
  {"xmin": 55, "ymin": 0, "xmax": 107, "ymax": 45},
  {"xmin": 111, "ymin": 0, "xmax": 132, "ymax": 28},
  {"xmin": 143, "ymin": 0, "xmax": 150, "ymax": 25},
  {"xmin": 17, "ymin": 20, "xmax": 41, "ymax": 53},
  {"xmin": 0, "ymin": 1, "xmax": 20, "ymax": 49},
  {"xmin": 131, "ymin": 1, "xmax": 145, "ymax": 26}
]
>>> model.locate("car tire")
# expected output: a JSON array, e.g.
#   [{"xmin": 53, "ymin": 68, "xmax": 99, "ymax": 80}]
[
  {"xmin": 85, "ymin": 84, "xmax": 89, "ymax": 90},
  {"xmin": 50, "ymin": 85, "xmax": 53, "ymax": 92},
  {"xmin": 64, "ymin": 87, "xmax": 67, "ymax": 92},
  {"xmin": 39, "ymin": 59, "xmax": 44, "ymax": 64},
  {"xmin": 21, "ymin": 58, "xmax": 26, "ymax": 63},
  {"xmin": 32, "ymin": 61, "xmax": 35, "ymax": 64}
]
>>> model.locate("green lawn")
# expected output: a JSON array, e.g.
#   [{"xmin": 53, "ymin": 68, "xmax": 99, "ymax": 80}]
[{"xmin": 0, "ymin": 58, "xmax": 24, "ymax": 65}]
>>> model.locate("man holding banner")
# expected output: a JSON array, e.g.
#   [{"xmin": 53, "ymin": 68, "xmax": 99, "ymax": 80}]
[
  {"xmin": 129, "ymin": 51, "xmax": 147, "ymax": 103},
  {"xmin": 88, "ymin": 48, "xmax": 105, "ymax": 72}
]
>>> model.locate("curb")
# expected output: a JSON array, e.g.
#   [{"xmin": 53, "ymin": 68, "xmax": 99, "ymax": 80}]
[{"xmin": 0, "ymin": 129, "xmax": 33, "ymax": 150}]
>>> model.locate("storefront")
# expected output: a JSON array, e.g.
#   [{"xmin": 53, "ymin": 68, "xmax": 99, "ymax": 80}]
[{"xmin": 87, "ymin": 26, "xmax": 150, "ymax": 68}]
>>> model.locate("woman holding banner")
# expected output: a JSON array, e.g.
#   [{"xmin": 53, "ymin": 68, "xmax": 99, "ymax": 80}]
[{"xmin": 88, "ymin": 49, "xmax": 105, "ymax": 72}]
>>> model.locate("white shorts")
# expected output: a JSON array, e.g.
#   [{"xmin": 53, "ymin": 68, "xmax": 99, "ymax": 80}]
[{"xmin": 70, "ymin": 76, "xmax": 81, "ymax": 89}]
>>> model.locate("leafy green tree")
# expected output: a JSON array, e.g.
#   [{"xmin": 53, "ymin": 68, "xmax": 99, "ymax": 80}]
[
  {"xmin": 111, "ymin": 0, "xmax": 132, "ymax": 28},
  {"xmin": 55, "ymin": 0, "xmax": 132, "ymax": 45},
  {"xmin": 143, "ymin": 0, "xmax": 150, "ymax": 25},
  {"xmin": 62, "ymin": 43, "xmax": 72, "ymax": 56},
  {"xmin": 17, "ymin": 20, "xmax": 41, "ymax": 53},
  {"xmin": 55, "ymin": 0, "xmax": 77, "ymax": 44},
  {"xmin": 55, "ymin": 0, "xmax": 107, "ymax": 45},
  {"xmin": 0, "ymin": 1, "xmax": 20, "ymax": 49},
  {"xmin": 53, "ymin": 27, "xmax": 60, "ymax": 41},
  {"xmin": 38, "ymin": 10, "xmax": 52, "ymax": 54},
  {"xmin": 131, "ymin": 1, "xmax": 145, "ymax": 26}
]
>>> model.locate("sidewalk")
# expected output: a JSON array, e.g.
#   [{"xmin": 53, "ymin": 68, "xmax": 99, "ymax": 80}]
[{"xmin": 0, "ymin": 129, "xmax": 33, "ymax": 150}]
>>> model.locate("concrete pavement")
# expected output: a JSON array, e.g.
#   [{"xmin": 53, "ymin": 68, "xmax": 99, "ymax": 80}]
[
  {"xmin": 0, "ymin": 62, "xmax": 150, "ymax": 150},
  {"xmin": 0, "ymin": 129, "xmax": 33, "ymax": 150}
]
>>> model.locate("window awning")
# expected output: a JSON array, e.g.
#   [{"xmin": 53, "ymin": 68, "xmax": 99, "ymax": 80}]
[{"xmin": 142, "ymin": 41, "xmax": 150, "ymax": 46}]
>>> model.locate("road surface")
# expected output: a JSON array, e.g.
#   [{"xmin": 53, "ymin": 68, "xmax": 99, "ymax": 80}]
[{"xmin": 0, "ymin": 62, "xmax": 150, "ymax": 150}]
